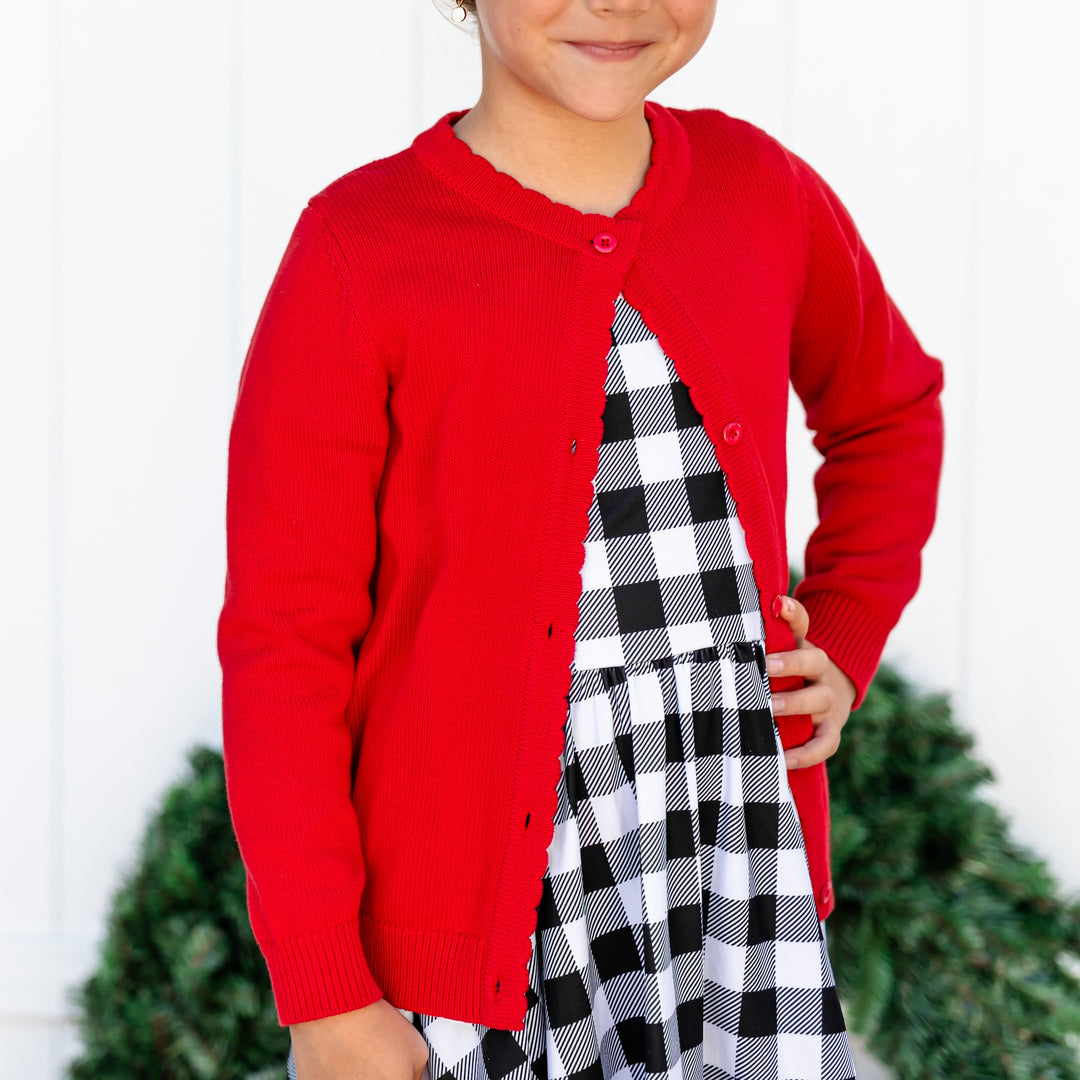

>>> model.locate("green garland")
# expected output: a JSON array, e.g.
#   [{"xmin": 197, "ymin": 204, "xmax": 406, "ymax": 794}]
[
  {"xmin": 66, "ymin": 746, "xmax": 287, "ymax": 1080},
  {"xmin": 67, "ymin": 667, "xmax": 1080, "ymax": 1078},
  {"xmin": 827, "ymin": 665, "xmax": 1080, "ymax": 1078}
]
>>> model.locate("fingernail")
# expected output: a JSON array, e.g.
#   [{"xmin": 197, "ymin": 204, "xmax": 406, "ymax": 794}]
[
  {"xmin": 784, "ymin": 596, "xmax": 794, "ymax": 614},
  {"xmin": 772, "ymin": 694, "xmax": 785, "ymax": 713},
  {"xmin": 770, "ymin": 595, "xmax": 784, "ymax": 618},
  {"xmin": 766, "ymin": 656, "xmax": 782, "ymax": 675}
]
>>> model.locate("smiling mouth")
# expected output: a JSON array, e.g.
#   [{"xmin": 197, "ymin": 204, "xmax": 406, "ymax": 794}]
[{"xmin": 566, "ymin": 41, "xmax": 652, "ymax": 61}]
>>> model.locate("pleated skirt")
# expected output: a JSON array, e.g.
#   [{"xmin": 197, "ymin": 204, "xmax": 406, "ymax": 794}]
[{"xmin": 384, "ymin": 641, "xmax": 855, "ymax": 1080}]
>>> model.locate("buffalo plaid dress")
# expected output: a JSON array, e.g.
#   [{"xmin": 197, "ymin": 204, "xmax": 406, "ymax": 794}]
[{"xmin": 287, "ymin": 297, "xmax": 856, "ymax": 1080}]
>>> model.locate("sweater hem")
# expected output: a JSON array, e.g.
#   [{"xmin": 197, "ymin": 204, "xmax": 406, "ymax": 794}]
[
  {"xmin": 357, "ymin": 914, "xmax": 528, "ymax": 1029},
  {"xmin": 263, "ymin": 917, "xmax": 385, "ymax": 1026}
]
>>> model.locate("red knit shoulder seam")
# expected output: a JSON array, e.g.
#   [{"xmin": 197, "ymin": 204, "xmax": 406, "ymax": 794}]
[
  {"xmin": 778, "ymin": 149, "xmax": 812, "ymax": 317},
  {"xmin": 303, "ymin": 201, "xmax": 385, "ymax": 379},
  {"xmin": 678, "ymin": 106, "xmax": 812, "ymax": 308}
]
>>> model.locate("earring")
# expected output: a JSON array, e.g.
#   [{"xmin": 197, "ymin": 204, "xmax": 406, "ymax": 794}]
[{"xmin": 452, "ymin": 0, "xmax": 468, "ymax": 21}]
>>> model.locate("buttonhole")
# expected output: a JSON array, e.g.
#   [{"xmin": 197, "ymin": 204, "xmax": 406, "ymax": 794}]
[{"xmin": 547, "ymin": 623, "xmax": 553, "ymax": 638}]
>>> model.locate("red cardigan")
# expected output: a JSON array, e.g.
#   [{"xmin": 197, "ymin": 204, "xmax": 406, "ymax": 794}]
[{"xmin": 218, "ymin": 101, "xmax": 944, "ymax": 1030}]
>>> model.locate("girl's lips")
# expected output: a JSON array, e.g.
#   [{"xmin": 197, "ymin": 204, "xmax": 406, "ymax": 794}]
[{"xmin": 566, "ymin": 41, "xmax": 652, "ymax": 62}]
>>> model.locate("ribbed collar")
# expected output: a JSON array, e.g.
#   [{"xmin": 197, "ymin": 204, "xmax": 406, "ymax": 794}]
[{"xmin": 410, "ymin": 100, "xmax": 690, "ymax": 250}]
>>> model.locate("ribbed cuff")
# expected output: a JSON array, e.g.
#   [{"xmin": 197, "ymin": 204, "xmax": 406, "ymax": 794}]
[
  {"xmin": 793, "ymin": 587, "xmax": 892, "ymax": 709},
  {"xmin": 262, "ymin": 918, "xmax": 385, "ymax": 1026}
]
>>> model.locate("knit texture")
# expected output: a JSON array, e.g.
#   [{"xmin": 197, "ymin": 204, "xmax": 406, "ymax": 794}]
[{"xmin": 217, "ymin": 101, "xmax": 944, "ymax": 1030}]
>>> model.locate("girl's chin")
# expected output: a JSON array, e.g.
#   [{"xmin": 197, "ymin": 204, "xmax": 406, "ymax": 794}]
[{"xmin": 545, "ymin": 89, "xmax": 654, "ymax": 126}]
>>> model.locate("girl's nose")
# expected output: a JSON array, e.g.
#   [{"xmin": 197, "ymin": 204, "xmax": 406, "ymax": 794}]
[{"xmin": 586, "ymin": 0, "xmax": 651, "ymax": 14}]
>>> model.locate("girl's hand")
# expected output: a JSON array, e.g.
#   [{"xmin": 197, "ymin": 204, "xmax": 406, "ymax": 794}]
[
  {"xmin": 765, "ymin": 595, "xmax": 857, "ymax": 770},
  {"xmin": 290, "ymin": 997, "xmax": 430, "ymax": 1080}
]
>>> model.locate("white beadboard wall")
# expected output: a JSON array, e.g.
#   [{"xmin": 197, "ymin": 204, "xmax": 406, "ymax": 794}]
[{"xmin": 1, "ymin": 2, "xmax": 1077, "ymax": 1075}]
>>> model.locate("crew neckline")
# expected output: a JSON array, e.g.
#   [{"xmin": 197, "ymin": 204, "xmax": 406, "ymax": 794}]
[{"xmin": 410, "ymin": 100, "xmax": 690, "ymax": 248}]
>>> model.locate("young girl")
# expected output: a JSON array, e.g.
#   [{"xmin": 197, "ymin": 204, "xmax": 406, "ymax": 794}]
[{"xmin": 218, "ymin": 2, "xmax": 944, "ymax": 1078}]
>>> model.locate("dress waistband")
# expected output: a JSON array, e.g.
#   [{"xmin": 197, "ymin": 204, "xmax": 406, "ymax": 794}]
[{"xmin": 567, "ymin": 638, "xmax": 767, "ymax": 701}]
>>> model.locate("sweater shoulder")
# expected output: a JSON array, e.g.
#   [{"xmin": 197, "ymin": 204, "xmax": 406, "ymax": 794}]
[
  {"xmin": 667, "ymin": 105, "xmax": 861, "ymax": 245},
  {"xmin": 303, "ymin": 144, "xmax": 430, "ymax": 237},
  {"xmin": 284, "ymin": 144, "xmax": 440, "ymax": 340},
  {"xmin": 666, "ymin": 105, "xmax": 800, "ymax": 186},
  {"xmin": 659, "ymin": 105, "xmax": 807, "ymax": 259}
]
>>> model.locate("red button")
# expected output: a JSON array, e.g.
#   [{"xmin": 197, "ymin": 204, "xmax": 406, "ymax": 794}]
[
  {"xmin": 592, "ymin": 232, "xmax": 617, "ymax": 253},
  {"xmin": 722, "ymin": 422, "xmax": 742, "ymax": 444},
  {"xmin": 820, "ymin": 881, "xmax": 834, "ymax": 908}
]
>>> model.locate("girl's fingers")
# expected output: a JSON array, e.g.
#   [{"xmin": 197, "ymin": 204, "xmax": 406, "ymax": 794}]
[
  {"xmin": 784, "ymin": 717, "xmax": 843, "ymax": 769},
  {"xmin": 777, "ymin": 594, "xmax": 810, "ymax": 643},
  {"xmin": 764, "ymin": 598, "xmax": 851, "ymax": 768},
  {"xmin": 784, "ymin": 731, "xmax": 839, "ymax": 769},
  {"xmin": 771, "ymin": 683, "xmax": 833, "ymax": 718},
  {"xmin": 765, "ymin": 645, "xmax": 828, "ymax": 679}
]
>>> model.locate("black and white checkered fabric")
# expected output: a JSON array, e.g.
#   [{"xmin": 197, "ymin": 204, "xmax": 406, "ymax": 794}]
[
  {"xmin": 572, "ymin": 297, "xmax": 764, "ymax": 672},
  {"xmin": 286, "ymin": 297, "xmax": 855, "ymax": 1080}
]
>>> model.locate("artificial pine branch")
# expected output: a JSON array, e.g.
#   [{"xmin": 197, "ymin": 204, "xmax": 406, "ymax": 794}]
[
  {"xmin": 66, "ymin": 746, "xmax": 287, "ymax": 1080},
  {"xmin": 828, "ymin": 664, "xmax": 1080, "ymax": 1079}
]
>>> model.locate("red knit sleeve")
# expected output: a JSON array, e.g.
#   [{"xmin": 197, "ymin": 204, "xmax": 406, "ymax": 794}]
[
  {"xmin": 217, "ymin": 204, "xmax": 389, "ymax": 1023},
  {"xmin": 785, "ymin": 152, "xmax": 945, "ymax": 707}
]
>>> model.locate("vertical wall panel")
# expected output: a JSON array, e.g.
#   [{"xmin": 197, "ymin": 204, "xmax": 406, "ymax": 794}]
[
  {"xmin": 57, "ymin": 1, "xmax": 234, "ymax": 937},
  {"xmin": 236, "ymin": 1, "xmax": 420, "ymax": 385},
  {"xmin": 785, "ymin": 0, "xmax": 977, "ymax": 699},
  {"xmin": 967, "ymin": 2, "xmax": 1080, "ymax": 889},
  {"xmin": 0, "ymin": 1021, "xmax": 56, "ymax": 1079},
  {"xmin": 0, "ymin": 0, "xmax": 58, "ymax": 935}
]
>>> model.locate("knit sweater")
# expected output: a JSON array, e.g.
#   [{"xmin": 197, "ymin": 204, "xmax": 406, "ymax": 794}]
[{"xmin": 217, "ymin": 100, "xmax": 945, "ymax": 1031}]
